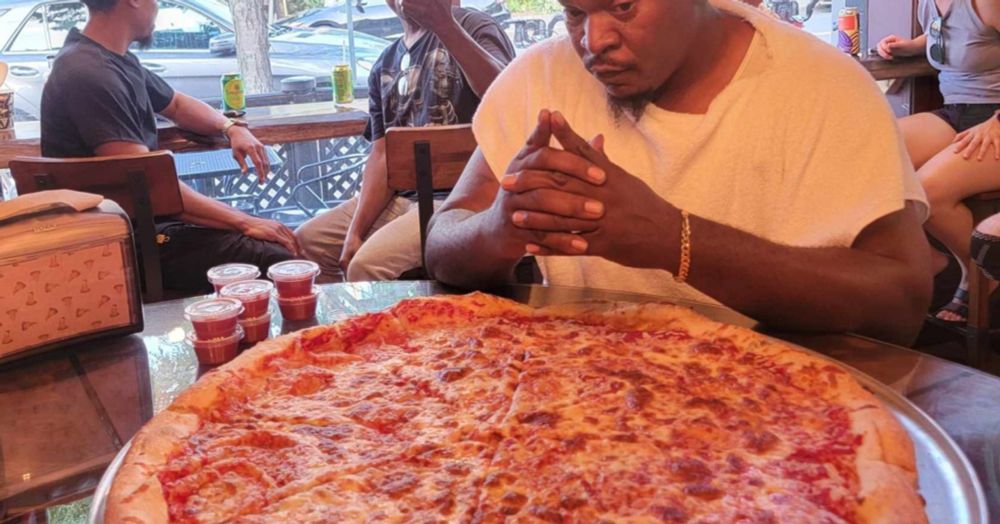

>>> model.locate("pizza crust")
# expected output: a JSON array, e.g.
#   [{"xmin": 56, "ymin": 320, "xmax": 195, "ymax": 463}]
[
  {"xmin": 856, "ymin": 459, "xmax": 927, "ymax": 524},
  {"xmin": 105, "ymin": 410, "xmax": 200, "ymax": 523}
]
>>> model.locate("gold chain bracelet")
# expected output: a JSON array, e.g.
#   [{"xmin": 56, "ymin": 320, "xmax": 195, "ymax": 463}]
[{"xmin": 674, "ymin": 210, "xmax": 691, "ymax": 283}]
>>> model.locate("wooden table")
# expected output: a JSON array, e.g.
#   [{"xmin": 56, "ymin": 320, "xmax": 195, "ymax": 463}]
[
  {"xmin": 0, "ymin": 101, "xmax": 369, "ymax": 170},
  {"xmin": 860, "ymin": 55, "xmax": 937, "ymax": 81}
]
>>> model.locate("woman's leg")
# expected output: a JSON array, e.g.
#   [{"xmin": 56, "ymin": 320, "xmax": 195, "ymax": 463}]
[
  {"xmin": 899, "ymin": 113, "xmax": 956, "ymax": 170},
  {"xmin": 920, "ymin": 146, "xmax": 1000, "ymax": 320},
  {"xmin": 900, "ymin": 112, "xmax": 957, "ymax": 274}
]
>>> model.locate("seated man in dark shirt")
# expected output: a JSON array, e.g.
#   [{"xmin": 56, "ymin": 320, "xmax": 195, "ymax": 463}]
[
  {"xmin": 41, "ymin": 0, "xmax": 297, "ymax": 292},
  {"xmin": 295, "ymin": 0, "xmax": 515, "ymax": 282}
]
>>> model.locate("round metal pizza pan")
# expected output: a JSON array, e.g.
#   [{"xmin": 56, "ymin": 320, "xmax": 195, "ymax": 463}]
[
  {"xmin": 88, "ymin": 439, "xmax": 130, "ymax": 524},
  {"xmin": 86, "ymin": 335, "xmax": 989, "ymax": 524},
  {"xmin": 798, "ymin": 347, "xmax": 989, "ymax": 524}
]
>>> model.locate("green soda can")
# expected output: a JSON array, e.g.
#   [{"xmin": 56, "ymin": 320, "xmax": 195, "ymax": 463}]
[
  {"xmin": 333, "ymin": 64, "xmax": 354, "ymax": 104},
  {"xmin": 221, "ymin": 73, "xmax": 246, "ymax": 114}
]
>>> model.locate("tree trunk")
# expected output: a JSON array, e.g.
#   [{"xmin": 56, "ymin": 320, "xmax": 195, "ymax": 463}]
[{"xmin": 229, "ymin": 0, "xmax": 274, "ymax": 95}]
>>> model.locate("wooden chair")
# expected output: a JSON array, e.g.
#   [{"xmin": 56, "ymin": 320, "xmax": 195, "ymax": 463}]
[
  {"xmin": 385, "ymin": 124, "xmax": 478, "ymax": 270},
  {"xmin": 384, "ymin": 124, "xmax": 542, "ymax": 284},
  {"xmin": 964, "ymin": 192, "xmax": 1000, "ymax": 369},
  {"xmin": 9, "ymin": 152, "xmax": 184, "ymax": 303}
]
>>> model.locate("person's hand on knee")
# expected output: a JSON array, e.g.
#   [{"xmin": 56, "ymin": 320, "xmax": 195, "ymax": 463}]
[
  {"xmin": 339, "ymin": 234, "xmax": 364, "ymax": 275},
  {"xmin": 953, "ymin": 113, "xmax": 1000, "ymax": 161}
]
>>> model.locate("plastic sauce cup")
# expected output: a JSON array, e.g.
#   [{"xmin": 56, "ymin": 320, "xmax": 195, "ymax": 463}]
[
  {"xmin": 207, "ymin": 263, "xmax": 261, "ymax": 294},
  {"xmin": 276, "ymin": 287, "xmax": 319, "ymax": 321},
  {"xmin": 187, "ymin": 326, "xmax": 244, "ymax": 366},
  {"xmin": 239, "ymin": 313, "xmax": 272, "ymax": 344},
  {"xmin": 184, "ymin": 297, "xmax": 244, "ymax": 340},
  {"xmin": 220, "ymin": 279, "xmax": 274, "ymax": 319},
  {"xmin": 268, "ymin": 260, "xmax": 320, "ymax": 298}
]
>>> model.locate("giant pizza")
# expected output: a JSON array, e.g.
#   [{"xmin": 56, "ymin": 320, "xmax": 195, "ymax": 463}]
[{"xmin": 107, "ymin": 293, "xmax": 926, "ymax": 523}]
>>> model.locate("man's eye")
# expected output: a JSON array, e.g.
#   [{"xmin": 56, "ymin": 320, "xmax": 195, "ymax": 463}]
[
  {"xmin": 611, "ymin": 1, "xmax": 635, "ymax": 14},
  {"xmin": 564, "ymin": 7, "xmax": 585, "ymax": 21}
]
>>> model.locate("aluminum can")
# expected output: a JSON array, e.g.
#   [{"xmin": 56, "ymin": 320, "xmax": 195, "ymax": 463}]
[
  {"xmin": 221, "ymin": 73, "xmax": 246, "ymax": 113},
  {"xmin": 837, "ymin": 7, "xmax": 861, "ymax": 56},
  {"xmin": 333, "ymin": 64, "xmax": 354, "ymax": 104}
]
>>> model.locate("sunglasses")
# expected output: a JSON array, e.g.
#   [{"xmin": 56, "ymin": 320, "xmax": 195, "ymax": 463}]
[
  {"xmin": 929, "ymin": 16, "xmax": 946, "ymax": 64},
  {"xmin": 396, "ymin": 51, "xmax": 418, "ymax": 97}
]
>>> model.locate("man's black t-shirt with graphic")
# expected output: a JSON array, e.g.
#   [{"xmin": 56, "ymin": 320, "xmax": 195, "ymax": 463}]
[{"xmin": 364, "ymin": 7, "xmax": 516, "ymax": 143}]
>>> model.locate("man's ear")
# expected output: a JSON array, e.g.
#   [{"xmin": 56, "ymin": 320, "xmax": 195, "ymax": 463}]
[{"xmin": 124, "ymin": 0, "xmax": 143, "ymax": 9}]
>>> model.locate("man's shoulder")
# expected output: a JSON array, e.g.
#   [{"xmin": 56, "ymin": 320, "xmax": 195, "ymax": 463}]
[
  {"xmin": 50, "ymin": 42, "xmax": 115, "ymax": 88},
  {"xmin": 491, "ymin": 35, "xmax": 584, "ymax": 91},
  {"xmin": 370, "ymin": 38, "xmax": 403, "ymax": 75},
  {"xmin": 753, "ymin": 16, "xmax": 871, "ymax": 88}
]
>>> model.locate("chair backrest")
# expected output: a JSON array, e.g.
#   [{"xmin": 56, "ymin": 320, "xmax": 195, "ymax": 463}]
[
  {"xmin": 9, "ymin": 151, "xmax": 185, "ymax": 303},
  {"xmin": 9, "ymin": 151, "xmax": 183, "ymax": 218},
  {"xmin": 384, "ymin": 125, "xmax": 477, "ymax": 273},
  {"xmin": 385, "ymin": 124, "xmax": 476, "ymax": 193}
]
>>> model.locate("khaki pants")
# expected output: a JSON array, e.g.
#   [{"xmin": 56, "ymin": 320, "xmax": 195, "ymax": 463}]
[{"xmin": 295, "ymin": 195, "xmax": 440, "ymax": 283}]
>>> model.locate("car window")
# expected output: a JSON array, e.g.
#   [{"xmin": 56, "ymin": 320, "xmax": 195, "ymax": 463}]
[
  {"xmin": 153, "ymin": 1, "xmax": 224, "ymax": 50},
  {"xmin": 46, "ymin": 2, "xmax": 88, "ymax": 49},
  {"xmin": 9, "ymin": 10, "xmax": 47, "ymax": 52}
]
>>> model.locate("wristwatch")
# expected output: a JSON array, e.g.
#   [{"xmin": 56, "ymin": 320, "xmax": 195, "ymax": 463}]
[{"xmin": 221, "ymin": 118, "xmax": 249, "ymax": 139}]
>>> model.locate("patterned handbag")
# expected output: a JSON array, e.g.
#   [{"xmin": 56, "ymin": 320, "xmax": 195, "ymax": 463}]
[{"xmin": 0, "ymin": 190, "xmax": 143, "ymax": 362}]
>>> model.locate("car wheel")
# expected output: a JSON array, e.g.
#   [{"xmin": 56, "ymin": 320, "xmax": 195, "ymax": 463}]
[
  {"xmin": 13, "ymin": 106, "xmax": 37, "ymax": 123},
  {"xmin": 548, "ymin": 14, "xmax": 566, "ymax": 38}
]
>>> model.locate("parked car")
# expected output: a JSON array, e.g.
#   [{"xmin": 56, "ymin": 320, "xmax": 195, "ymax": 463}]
[
  {"xmin": 285, "ymin": 0, "xmax": 511, "ymax": 39},
  {"xmin": 0, "ymin": 0, "xmax": 390, "ymax": 120}
]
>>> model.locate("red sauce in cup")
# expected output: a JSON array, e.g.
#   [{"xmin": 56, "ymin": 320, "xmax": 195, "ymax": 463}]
[
  {"xmin": 239, "ymin": 313, "xmax": 272, "ymax": 344},
  {"xmin": 187, "ymin": 326, "xmax": 244, "ymax": 366},
  {"xmin": 220, "ymin": 280, "xmax": 273, "ymax": 319},
  {"xmin": 268, "ymin": 260, "xmax": 320, "ymax": 298},
  {"xmin": 276, "ymin": 287, "xmax": 318, "ymax": 321},
  {"xmin": 207, "ymin": 263, "xmax": 261, "ymax": 294},
  {"xmin": 184, "ymin": 297, "xmax": 243, "ymax": 340}
]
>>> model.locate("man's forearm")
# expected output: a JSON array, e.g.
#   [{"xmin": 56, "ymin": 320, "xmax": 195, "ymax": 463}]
[
  {"xmin": 426, "ymin": 209, "xmax": 522, "ymax": 288},
  {"xmin": 653, "ymin": 206, "xmax": 931, "ymax": 345},
  {"xmin": 433, "ymin": 20, "xmax": 505, "ymax": 98},
  {"xmin": 345, "ymin": 157, "xmax": 394, "ymax": 240},
  {"xmin": 166, "ymin": 94, "xmax": 228, "ymax": 137},
  {"xmin": 176, "ymin": 183, "xmax": 249, "ymax": 232}
]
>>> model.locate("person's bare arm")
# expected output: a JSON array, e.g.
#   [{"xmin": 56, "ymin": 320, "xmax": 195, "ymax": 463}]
[
  {"xmin": 427, "ymin": 113, "xmax": 933, "ymax": 345},
  {"xmin": 428, "ymin": 111, "xmax": 605, "ymax": 287},
  {"xmin": 427, "ymin": 150, "xmax": 522, "ymax": 286},
  {"xmin": 158, "ymin": 92, "xmax": 271, "ymax": 181},
  {"xmin": 340, "ymin": 138, "xmax": 394, "ymax": 270},
  {"xmin": 974, "ymin": 0, "xmax": 1000, "ymax": 31},
  {"xmin": 877, "ymin": 34, "xmax": 926, "ymax": 59},
  {"xmin": 94, "ymin": 141, "xmax": 299, "ymax": 254},
  {"xmin": 398, "ymin": 0, "xmax": 507, "ymax": 97}
]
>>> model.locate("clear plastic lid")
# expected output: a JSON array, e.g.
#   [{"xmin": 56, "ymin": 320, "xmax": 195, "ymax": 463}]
[
  {"xmin": 184, "ymin": 297, "xmax": 244, "ymax": 322},
  {"xmin": 186, "ymin": 325, "xmax": 245, "ymax": 347},
  {"xmin": 274, "ymin": 286, "xmax": 320, "ymax": 304},
  {"xmin": 220, "ymin": 279, "xmax": 274, "ymax": 300},
  {"xmin": 267, "ymin": 260, "xmax": 320, "ymax": 281},
  {"xmin": 239, "ymin": 312, "xmax": 273, "ymax": 327},
  {"xmin": 207, "ymin": 263, "xmax": 261, "ymax": 284}
]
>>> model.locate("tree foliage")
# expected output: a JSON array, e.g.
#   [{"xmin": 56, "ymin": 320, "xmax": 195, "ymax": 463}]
[{"xmin": 506, "ymin": 0, "xmax": 561, "ymax": 14}]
